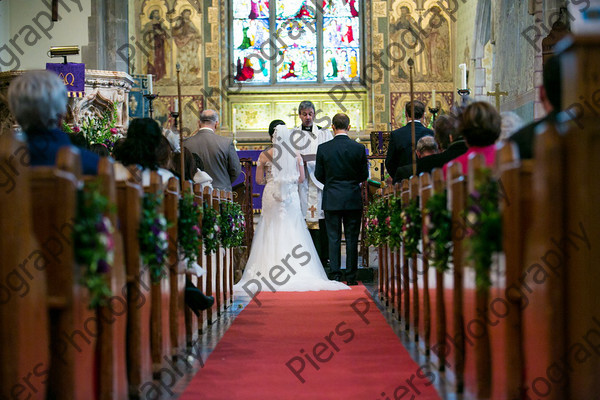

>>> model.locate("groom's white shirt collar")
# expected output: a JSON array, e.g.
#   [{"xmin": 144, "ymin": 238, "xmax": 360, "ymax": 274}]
[{"xmin": 334, "ymin": 132, "xmax": 349, "ymax": 137}]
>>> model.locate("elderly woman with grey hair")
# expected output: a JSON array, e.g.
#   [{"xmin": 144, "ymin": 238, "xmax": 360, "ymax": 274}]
[{"xmin": 8, "ymin": 70, "xmax": 99, "ymax": 174}]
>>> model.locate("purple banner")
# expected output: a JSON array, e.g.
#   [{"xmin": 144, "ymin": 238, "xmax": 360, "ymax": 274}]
[{"xmin": 46, "ymin": 63, "xmax": 85, "ymax": 92}]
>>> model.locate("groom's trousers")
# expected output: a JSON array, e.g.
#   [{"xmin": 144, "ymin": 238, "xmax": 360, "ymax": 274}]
[{"xmin": 324, "ymin": 209, "xmax": 362, "ymax": 282}]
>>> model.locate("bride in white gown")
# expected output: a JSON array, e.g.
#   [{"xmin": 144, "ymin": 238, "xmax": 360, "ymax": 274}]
[{"xmin": 234, "ymin": 123, "xmax": 349, "ymax": 293}]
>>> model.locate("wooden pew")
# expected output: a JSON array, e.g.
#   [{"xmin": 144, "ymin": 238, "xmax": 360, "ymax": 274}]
[
  {"xmin": 446, "ymin": 161, "xmax": 466, "ymax": 393},
  {"xmin": 213, "ymin": 189, "xmax": 224, "ymax": 316},
  {"xmin": 419, "ymin": 173, "xmax": 433, "ymax": 355},
  {"xmin": 409, "ymin": 175, "xmax": 420, "ymax": 342},
  {"xmin": 203, "ymin": 186, "xmax": 217, "ymax": 324},
  {"xmin": 226, "ymin": 191, "xmax": 235, "ymax": 308},
  {"xmin": 0, "ymin": 132, "xmax": 50, "ymax": 400},
  {"xmin": 192, "ymin": 183, "xmax": 206, "ymax": 335},
  {"xmin": 375, "ymin": 188, "xmax": 385, "ymax": 302},
  {"xmin": 93, "ymin": 158, "xmax": 128, "ymax": 400},
  {"xmin": 145, "ymin": 172, "xmax": 171, "ymax": 376},
  {"xmin": 30, "ymin": 147, "xmax": 96, "ymax": 399},
  {"xmin": 556, "ymin": 36, "xmax": 600, "ymax": 399},
  {"xmin": 115, "ymin": 167, "xmax": 152, "ymax": 398},
  {"xmin": 400, "ymin": 180, "xmax": 410, "ymax": 330},
  {"xmin": 393, "ymin": 183, "xmax": 402, "ymax": 319},
  {"xmin": 466, "ymin": 154, "xmax": 491, "ymax": 399},
  {"xmin": 382, "ymin": 186, "xmax": 391, "ymax": 307},
  {"xmin": 431, "ymin": 168, "xmax": 448, "ymax": 371},
  {"xmin": 495, "ymin": 141, "xmax": 533, "ymax": 398},
  {"xmin": 184, "ymin": 182, "xmax": 202, "ymax": 343},
  {"xmin": 165, "ymin": 177, "xmax": 186, "ymax": 358}
]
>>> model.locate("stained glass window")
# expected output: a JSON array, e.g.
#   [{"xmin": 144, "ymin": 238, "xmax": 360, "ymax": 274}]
[{"xmin": 231, "ymin": 0, "xmax": 361, "ymax": 85}]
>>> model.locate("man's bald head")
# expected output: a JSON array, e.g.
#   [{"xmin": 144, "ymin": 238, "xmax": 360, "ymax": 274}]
[{"xmin": 199, "ymin": 109, "xmax": 219, "ymax": 129}]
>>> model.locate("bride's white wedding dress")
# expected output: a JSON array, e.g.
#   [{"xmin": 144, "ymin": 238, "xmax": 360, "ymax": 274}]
[{"xmin": 234, "ymin": 128, "xmax": 348, "ymax": 293}]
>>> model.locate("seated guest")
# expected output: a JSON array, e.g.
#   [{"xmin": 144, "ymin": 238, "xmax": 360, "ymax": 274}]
[
  {"xmin": 172, "ymin": 148, "xmax": 213, "ymax": 190},
  {"xmin": 386, "ymin": 100, "xmax": 434, "ymax": 183},
  {"xmin": 394, "ymin": 136, "xmax": 440, "ymax": 182},
  {"xmin": 7, "ymin": 70, "xmax": 99, "ymax": 174},
  {"xmin": 443, "ymin": 101, "xmax": 501, "ymax": 174},
  {"xmin": 113, "ymin": 118, "xmax": 175, "ymax": 186},
  {"xmin": 434, "ymin": 115, "xmax": 451, "ymax": 151},
  {"xmin": 510, "ymin": 55, "xmax": 561, "ymax": 159},
  {"xmin": 67, "ymin": 131, "xmax": 89, "ymax": 149},
  {"xmin": 393, "ymin": 114, "xmax": 466, "ymax": 181},
  {"xmin": 90, "ymin": 143, "xmax": 110, "ymax": 157},
  {"xmin": 499, "ymin": 111, "xmax": 524, "ymax": 141}
]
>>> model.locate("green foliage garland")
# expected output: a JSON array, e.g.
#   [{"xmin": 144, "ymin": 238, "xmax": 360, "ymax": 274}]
[
  {"xmin": 219, "ymin": 202, "xmax": 245, "ymax": 248},
  {"xmin": 388, "ymin": 196, "xmax": 403, "ymax": 249},
  {"xmin": 365, "ymin": 197, "xmax": 390, "ymax": 246},
  {"xmin": 139, "ymin": 194, "xmax": 169, "ymax": 283},
  {"xmin": 425, "ymin": 191, "xmax": 453, "ymax": 272},
  {"xmin": 202, "ymin": 205, "xmax": 220, "ymax": 255},
  {"xmin": 178, "ymin": 192, "xmax": 202, "ymax": 268},
  {"xmin": 465, "ymin": 168, "xmax": 502, "ymax": 289},
  {"xmin": 73, "ymin": 180, "xmax": 114, "ymax": 308},
  {"xmin": 401, "ymin": 199, "xmax": 422, "ymax": 257}
]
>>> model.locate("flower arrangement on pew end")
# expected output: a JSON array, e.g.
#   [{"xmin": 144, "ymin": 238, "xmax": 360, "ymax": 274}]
[
  {"xmin": 139, "ymin": 194, "xmax": 169, "ymax": 283},
  {"xmin": 73, "ymin": 180, "xmax": 115, "ymax": 308},
  {"xmin": 365, "ymin": 197, "xmax": 390, "ymax": 247},
  {"xmin": 465, "ymin": 168, "xmax": 502, "ymax": 289},
  {"xmin": 401, "ymin": 198, "xmax": 422, "ymax": 258},
  {"xmin": 219, "ymin": 202, "xmax": 245, "ymax": 248},
  {"xmin": 63, "ymin": 102, "xmax": 123, "ymax": 152},
  {"xmin": 425, "ymin": 191, "xmax": 453, "ymax": 272},
  {"xmin": 202, "ymin": 204, "xmax": 220, "ymax": 255},
  {"xmin": 178, "ymin": 192, "xmax": 203, "ymax": 269},
  {"xmin": 388, "ymin": 196, "xmax": 403, "ymax": 249}
]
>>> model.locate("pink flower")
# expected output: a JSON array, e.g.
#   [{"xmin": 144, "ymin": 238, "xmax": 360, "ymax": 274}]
[
  {"xmin": 73, "ymin": 126, "xmax": 81, "ymax": 133},
  {"xmin": 385, "ymin": 216, "xmax": 391, "ymax": 226},
  {"xmin": 110, "ymin": 128, "xmax": 118, "ymax": 135},
  {"xmin": 192, "ymin": 225, "xmax": 201, "ymax": 234},
  {"xmin": 372, "ymin": 218, "xmax": 378, "ymax": 226}
]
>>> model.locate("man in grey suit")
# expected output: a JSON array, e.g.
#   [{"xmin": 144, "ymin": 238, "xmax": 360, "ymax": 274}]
[{"xmin": 184, "ymin": 109, "xmax": 241, "ymax": 191}]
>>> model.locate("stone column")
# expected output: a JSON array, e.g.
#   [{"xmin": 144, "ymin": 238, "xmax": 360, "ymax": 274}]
[{"xmin": 82, "ymin": 0, "xmax": 129, "ymax": 73}]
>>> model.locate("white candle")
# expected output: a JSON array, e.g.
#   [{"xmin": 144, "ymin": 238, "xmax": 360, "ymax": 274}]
[
  {"xmin": 355, "ymin": 110, "xmax": 360, "ymax": 132},
  {"xmin": 459, "ymin": 64, "xmax": 467, "ymax": 89},
  {"xmin": 147, "ymin": 74, "xmax": 153, "ymax": 94},
  {"xmin": 174, "ymin": 98, "xmax": 179, "ymax": 113},
  {"xmin": 432, "ymin": 89, "xmax": 436, "ymax": 107}
]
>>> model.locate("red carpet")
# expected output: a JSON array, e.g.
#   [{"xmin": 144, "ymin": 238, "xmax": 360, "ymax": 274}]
[{"xmin": 180, "ymin": 285, "xmax": 441, "ymax": 400}]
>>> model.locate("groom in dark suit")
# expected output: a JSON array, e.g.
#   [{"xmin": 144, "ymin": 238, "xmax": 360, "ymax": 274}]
[
  {"xmin": 385, "ymin": 100, "xmax": 433, "ymax": 183},
  {"xmin": 315, "ymin": 113, "xmax": 369, "ymax": 285}
]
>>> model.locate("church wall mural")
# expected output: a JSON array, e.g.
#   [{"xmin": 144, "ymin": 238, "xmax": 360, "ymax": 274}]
[{"xmin": 388, "ymin": 0, "xmax": 455, "ymax": 130}]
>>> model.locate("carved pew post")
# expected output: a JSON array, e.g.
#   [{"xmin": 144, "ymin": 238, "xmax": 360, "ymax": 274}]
[
  {"xmin": 467, "ymin": 154, "xmax": 492, "ymax": 399},
  {"xmin": 431, "ymin": 169, "xmax": 448, "ymax": 371},
  {"xmin": 400, "ymin": 180, "xmax": 410, "ymax": 330},
  {"xmin": 409, "ymin": 175, "xmax": 420, "ymax": 342},
  {"xmin": 0, "ymin": 132, "xmax": 50, "ymax": 400},
  {"xmin": 94, "ymin": 158, "xmax": 128, "ymax": 399},
  {"xmin": 447, "ymin": 162, "xmax": 466, "ymax": 393},
  {"xmin": 419, "ymin": 173, "xmax": 433, "ymax": 355},
  {"xmin": 165, "ymin": 177, "xmax": 186, "ymax": 358},
  {"xmin": 224, "ymin": 190, "xmax": 234, "ymax": 308},
  {"xmin": 30, "ymin": 148, "xmax": 96, "ymax": 399},
  {"xmin": 115, "ymin": 168, "xmax": 152, "ymax": 398},
  {"xmin": 145, "ymin": 172, "xmax": 171, "ymax": 376}
]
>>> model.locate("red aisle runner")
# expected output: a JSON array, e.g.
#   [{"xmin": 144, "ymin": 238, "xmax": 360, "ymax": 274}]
[{"xmin": 180, "ymin": 285, "xmax": 441, "ymax": 400}]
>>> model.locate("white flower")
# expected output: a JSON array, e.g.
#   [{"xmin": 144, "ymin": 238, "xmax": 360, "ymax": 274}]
[{"xmin": 159, "ymin": 231, "xmax": 167, "ymax": 242}]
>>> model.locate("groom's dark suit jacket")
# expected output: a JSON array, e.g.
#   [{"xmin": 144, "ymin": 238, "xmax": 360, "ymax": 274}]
[{"xmin": 315, "ymin": 134, "xmax": 369, "ymax": 210}]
